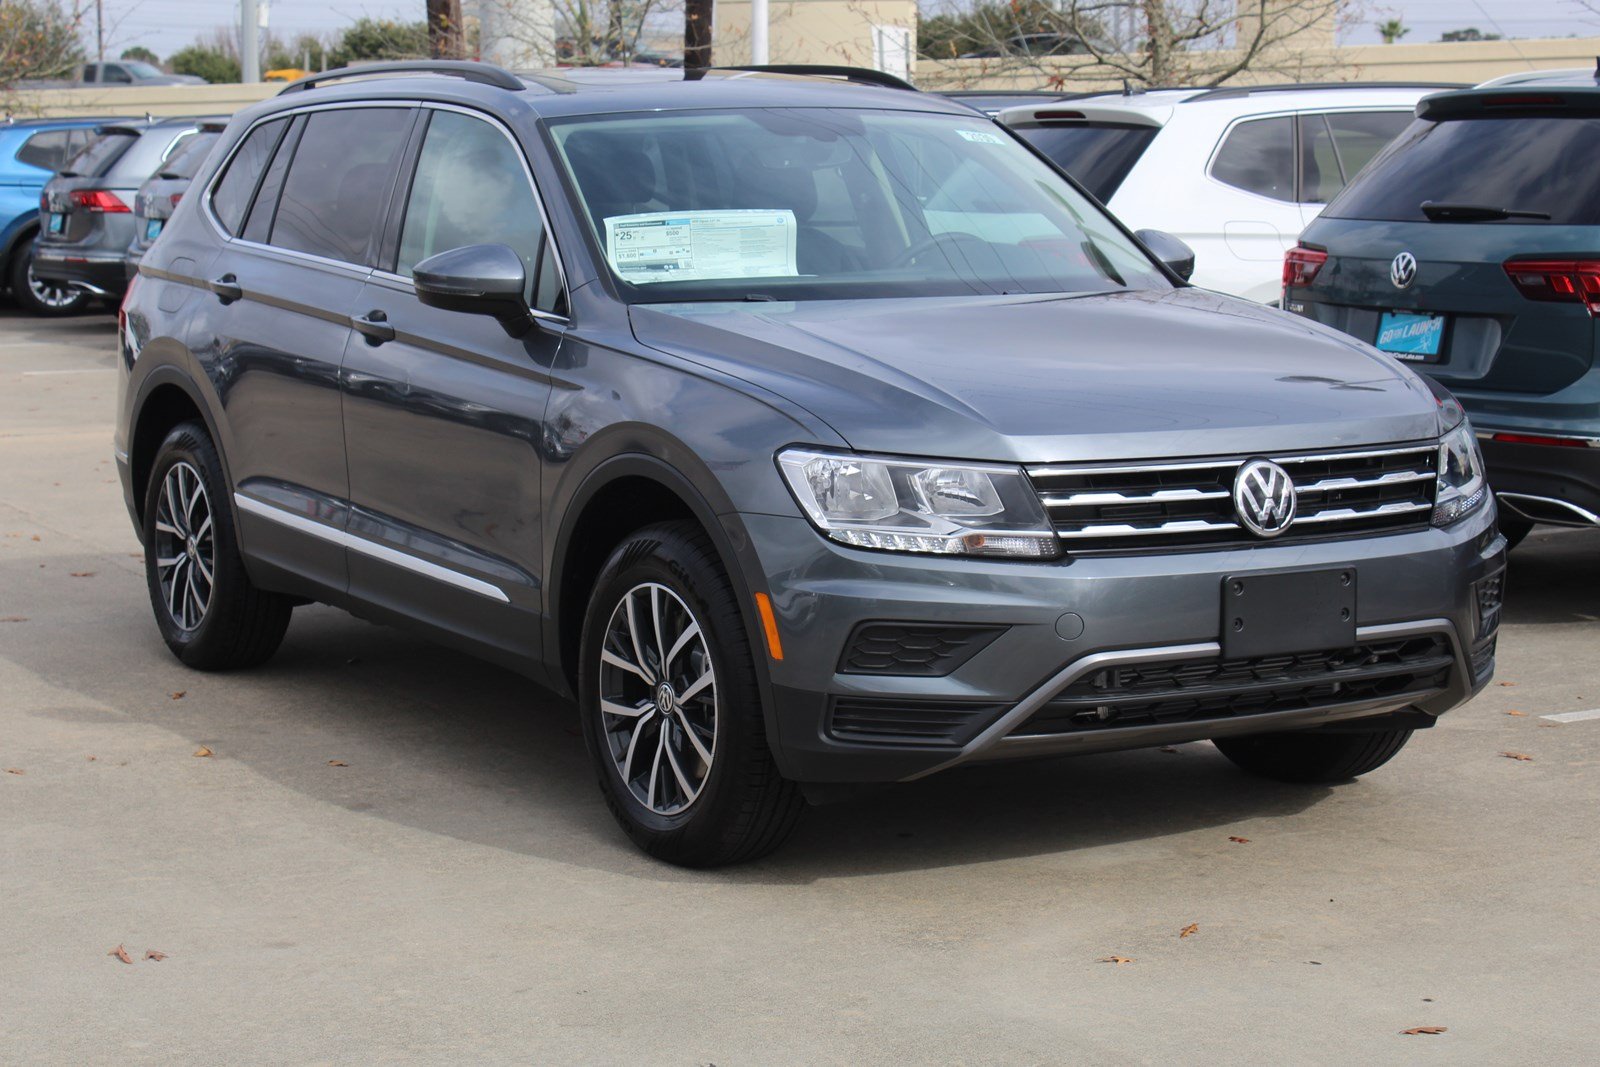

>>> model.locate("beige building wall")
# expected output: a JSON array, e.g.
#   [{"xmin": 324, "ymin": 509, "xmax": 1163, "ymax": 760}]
[
  {"xmin": 5, "ymin": 83, "xmax": 280, "ymax": 119},
  {"xmin": 717, "ymin": 0, "xmax": 918, "ymax": 74},
  {"xmin": 919, "ymin": 35, "xmax": 1600, "ymax": 91}
]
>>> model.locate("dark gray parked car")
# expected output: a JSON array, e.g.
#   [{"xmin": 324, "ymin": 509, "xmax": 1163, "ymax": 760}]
[
  {"xmin": 35, "ymin": 116, "xmax": 214, "ymax": 301},
  {"xmin": 116, "ymin": 62, "xmax": 1504, "ymax": 866},
  {"xmin": 125, "ymin": 121, "xmax": 225, "ymax": 278}
]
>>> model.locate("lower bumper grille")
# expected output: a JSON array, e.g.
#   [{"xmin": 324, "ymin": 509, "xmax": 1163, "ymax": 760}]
[
  {"xmin": 1013, "ymin": 636, "xmax": 1453, "ymax": 737},
  {"xmin": 828, "ymin": 697, "xmax": 1003, "ymax": 746}
]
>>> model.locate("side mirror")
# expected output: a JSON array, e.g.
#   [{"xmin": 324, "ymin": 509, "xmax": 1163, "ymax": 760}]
[
  {"xmin": 412, "ymin": 243, "xmax": 535, "ymax": 338},
  {"xmin": 1135, "ymin": 228, "xmax": 1196, "ymax": 282}
]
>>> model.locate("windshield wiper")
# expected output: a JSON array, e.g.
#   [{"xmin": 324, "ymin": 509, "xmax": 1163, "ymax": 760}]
[{"xmin": 1420, "ymin": 201, "xmax": 1551, "ymax": 222}]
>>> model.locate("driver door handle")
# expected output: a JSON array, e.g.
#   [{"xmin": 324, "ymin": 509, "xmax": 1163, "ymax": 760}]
[
  {"xmin": 210, "ymin": 274, "xmax": 242, "ymax": 304},
  {"xmin": 351, "ymin": 310, "xmax": 395, "ymax": 345}
]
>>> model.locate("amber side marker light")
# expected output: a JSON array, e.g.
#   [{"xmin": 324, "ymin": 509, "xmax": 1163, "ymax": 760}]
[{"xmin": 753, "ymin": 593, "xmax": 784, "ymax": 661}]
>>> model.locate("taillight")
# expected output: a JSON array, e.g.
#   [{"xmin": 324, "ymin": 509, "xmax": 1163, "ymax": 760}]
[
  {"xmin": 39, "ymin": 193, "xmax": 49, "ymax": 213},
  {"xmin": 70, "ymin": 189, "xmax": 131, "ymax": 213},
  {"xmin": 1283, "ymin": 245, "xmax": 1328, "ymax": 288},
  {"xmin": 169, "ymin": 192, "xmax": 183, "ymax": 206},
  {"xmin": 1503, "ymin": 258, "xmax": 1600, "ymax": 314}
]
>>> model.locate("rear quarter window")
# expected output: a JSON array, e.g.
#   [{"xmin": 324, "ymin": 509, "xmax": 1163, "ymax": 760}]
[
  {"xmin": 1326, "ymin": 115, "xmax": 1600, "ymax": 225},
  {"xmin": 210, "ymin": 119, "xmax": 289, "ymax": 235},
  {"xmin": 1210, "ymin": 116, "xmax": 1295, "ymax": 201},
  {"xmin": 15, "ymin": 130, "xmax": 70, "ymax": 173}
]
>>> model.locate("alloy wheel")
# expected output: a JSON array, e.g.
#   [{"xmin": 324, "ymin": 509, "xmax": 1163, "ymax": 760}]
[
  {"xmin": 152, "ymin": 461, "xmax": 214, "ymax": 631},
  {"xmin": 597, "ymin": 581, "xmax": 718, "ymax": 816},
  {"xmin": 27, "ymin": 260, "xmax": 81, "ymax": 310}
]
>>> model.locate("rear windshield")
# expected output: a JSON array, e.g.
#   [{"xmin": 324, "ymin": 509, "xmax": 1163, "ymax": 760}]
[
  {"xmin": 1324, "ymin": 115, "xmax": 1600, "ymax": 225},
  {"xmin": 1011, "ymin": 123, "xmax": 1158, "ymax": 201},
  {"xmin": 155, "ymin": 131, "xmax": 220, "ymax": 180},
  {"xmin": 109, "ymin": 127, "xmax": 199, "ymax": 181},
  {"xmin": 60, "ymin": 130, "xmax": 136, "ymax": 177}
]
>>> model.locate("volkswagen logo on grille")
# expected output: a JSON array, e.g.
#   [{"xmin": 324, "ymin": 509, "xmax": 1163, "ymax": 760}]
[
  {"xmin": 1390, "ymin": 251, "xmax": 1418, "ymax": 290},
  {"xmin": 1233, "ymin": 459, "xmax": 1297, "ymax": 538}
]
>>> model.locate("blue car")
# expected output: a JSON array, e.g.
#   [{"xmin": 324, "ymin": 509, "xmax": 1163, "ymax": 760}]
[{"xmin": 0, "ymin": 116, "xmax": 120, "ymax": 315}]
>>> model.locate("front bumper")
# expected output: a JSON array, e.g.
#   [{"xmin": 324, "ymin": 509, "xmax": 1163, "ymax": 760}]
[
  {"xmin": 744, "ymin": 503, "xmax": 1504, "ymax": 784},
  {"xmin": 30, "ymin": 247, "xmax": 127, "ymax": 297}
]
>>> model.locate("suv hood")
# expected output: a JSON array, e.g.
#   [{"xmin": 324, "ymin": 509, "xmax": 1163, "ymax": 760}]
[{"xmin": 630, "ymin": 288, "xmax": 1442, "ymax": 464}]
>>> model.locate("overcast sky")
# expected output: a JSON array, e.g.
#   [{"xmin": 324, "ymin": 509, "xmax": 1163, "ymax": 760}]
[{"xmin": 99, "ymin": 1, "xmax": 1593, "ymax": 66}]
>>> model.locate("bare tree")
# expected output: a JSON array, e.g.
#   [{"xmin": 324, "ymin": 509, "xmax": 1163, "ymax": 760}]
[
  {"xmin": 921, "ymin": 0, "xmax": 1361, "ymax": 90},
  {"xmin": 479, "ymin": 0, "xmax": 678, "ymax": 66},
  {"xmin": 1, "ymin": 0, "xmax": 88, "ymax": 89}
]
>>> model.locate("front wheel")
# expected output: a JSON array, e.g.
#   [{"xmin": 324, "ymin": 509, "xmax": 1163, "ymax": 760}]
[
  {"xmin": 1213, "ymin": 727, "xmax": 1413, "ymax": 783},
  {"xmin": 9, "ymin": 244, "xmax": 91, "ymax": 316},
  {"xmin": 578, "ymin": 522, "xmax": 803, "ymax": 866},
  {"xmin": 142, "ymin": 422, "xmax": 294, "ymax": 670}
]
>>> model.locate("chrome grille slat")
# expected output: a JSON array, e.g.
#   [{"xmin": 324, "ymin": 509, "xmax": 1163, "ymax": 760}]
[{"xmin": 1030, "ymin": 441, "xmax": 1439, "ymax": 552}]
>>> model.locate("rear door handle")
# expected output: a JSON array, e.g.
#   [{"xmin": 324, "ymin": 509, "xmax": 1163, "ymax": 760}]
[
  {"xmin": 351, "ymin": 310, "xmax": 395, "ymax": 345},
  {"xmin": 210, "ymin": 273, "xmax": 242, "ymax": 304}
]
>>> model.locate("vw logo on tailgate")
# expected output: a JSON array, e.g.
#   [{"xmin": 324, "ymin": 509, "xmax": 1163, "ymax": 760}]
[
  {"xmin": 1390, "ymin": 251, "xmax": 1418, "ymax": 290},
  {"xmin": 1233, "ymin": 459, "xmax": 1297, "ymax": 537}
]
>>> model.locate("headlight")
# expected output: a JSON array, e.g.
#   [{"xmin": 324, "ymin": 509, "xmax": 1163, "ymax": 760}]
[
  {"xmin": 1433, "ymin": 422, "xmax": 1488, "ymax": 526},
  {"xmin": 777, "ymin": 449, "xmax": 1060, "ymax": 558}
]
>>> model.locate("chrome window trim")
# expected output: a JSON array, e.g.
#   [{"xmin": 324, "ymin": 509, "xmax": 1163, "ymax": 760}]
[
  {"xmin": 234, "ymin": 493, "xmax": 511, "ymax": 603},
  {"xmin": 200, "ymin": 100, "xmax": 570, "ymax": 320}
]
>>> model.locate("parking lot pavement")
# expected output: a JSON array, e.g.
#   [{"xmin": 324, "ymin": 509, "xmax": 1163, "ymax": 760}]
[{"xmin": 2, "ymin": 306, "xmax": 1597, "ymax": 1065}]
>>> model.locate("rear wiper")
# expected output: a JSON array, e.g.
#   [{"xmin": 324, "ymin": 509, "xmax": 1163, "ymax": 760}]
[
  {"xmin": 156, "ymin": 171, "xmax": 182, "ymax": 180},
  {"xmin": 1420, "ymin": 201, "xmax": 1551, "ymax": 222}
]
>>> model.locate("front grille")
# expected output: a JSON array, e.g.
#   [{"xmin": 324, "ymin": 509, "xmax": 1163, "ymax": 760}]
[
  {"xmin": 1028, "ymin": 443, "xmax": 1438, "ymax": 552},
  {"xmin": 1012, "ymin": 636, "xmax": 1453, "ymax": 737},
  {"xmin": 828, "ymin": 697, "xmax": 1003, "ymax": 746},
  {"xmin": 838, "ymin": 622, "xmax": 1006, "ymax": 676}
]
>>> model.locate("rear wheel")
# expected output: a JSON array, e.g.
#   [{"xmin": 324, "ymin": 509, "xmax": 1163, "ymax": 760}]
[
  {"xmin": 142, "ymin": 422, "xmax": 294, "ymax": 670},
  {"xmin": 1213, "ymin": 727, "xmax": 1413, "ymax": 783},
  {"xmin": 9, "ymin": 243, "xmax": 90, "ymax": 316},
  {"xmin": 579, "ymin": 521, "xmax": 803, "ymax": 866}
]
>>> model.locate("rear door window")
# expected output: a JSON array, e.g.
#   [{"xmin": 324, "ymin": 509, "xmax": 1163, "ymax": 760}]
[
  {"xmin": 1210, "ymin": 116, "xmax": 1295, "ymax": 201},
  {"xmin": 1012, "ymin": 122, "xmax": 1158, "ymax": 201},
  {"xmin": 210, "ymin": 118, "xmax": 289, "ymax": 235},
  {"xmin": 271, "ymin": 107, "xmax": 413, "ymax": 265},
  {"xmin": 1326, "ymin": 116, "xmax": 1600, "ymax": 225}
]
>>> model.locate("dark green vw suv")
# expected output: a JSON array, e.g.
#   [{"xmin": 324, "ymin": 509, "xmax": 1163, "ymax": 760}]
[{"xmin": 1286, "ymin": 72, "xmax": 1600, "ymax": 544}]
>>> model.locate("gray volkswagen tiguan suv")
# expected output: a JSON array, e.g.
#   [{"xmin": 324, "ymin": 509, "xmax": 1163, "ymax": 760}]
[{"xmin": 116, "ymin": 62, "xmax": 1505, "ymax": 866}]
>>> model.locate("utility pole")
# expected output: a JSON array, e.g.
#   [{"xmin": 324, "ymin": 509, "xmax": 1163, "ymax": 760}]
[
  {"xmin": 751, "ymin": 0, "xmax": 768, "ymax": 64},
  {"xmin": 241, "ymin": 0, "xmax": 260, "ymax": 82}
]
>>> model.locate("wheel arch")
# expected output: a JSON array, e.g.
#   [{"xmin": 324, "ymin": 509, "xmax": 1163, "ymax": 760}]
[
  {"xmin": 129, "ymin": 368, "xmax": 232, "ymax": 528},
  {"xmin": 1, "ymin": 218, "xmax": 39, "ymax": 281}
]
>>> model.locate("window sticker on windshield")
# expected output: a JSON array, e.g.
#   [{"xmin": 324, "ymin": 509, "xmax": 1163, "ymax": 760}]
[
  {"xmin": 956, "ymin": 129, "xmax": 1006, "ymax": 145},
  {"xmin": 604, "ymin": 210, "xmax": 798, "ymax": 284}
]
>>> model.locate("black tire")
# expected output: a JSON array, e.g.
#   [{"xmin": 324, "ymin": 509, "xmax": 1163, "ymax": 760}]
[
  {"xmin": 1498, "ymin": 514, "xmax": 1534, "ymax": 551},
  {"xmin": 1213, "ymin": 727, "xmax": 1413, "ymax": 784},
  {"xmin": 141, "ymin": 422, "xmax": 293, "ymax": 670},
  {"xmin": 8, "ymin": 242, "xmax": 91, "ymax": 316},
  {"xmin": 578, "ymin": 521, "xmax": 804, "ymax": 866}
]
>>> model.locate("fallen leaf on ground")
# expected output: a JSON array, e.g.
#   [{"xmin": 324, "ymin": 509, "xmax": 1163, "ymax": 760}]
[
  {"xmin": 0, "ymin": 616, "xmax": 27, "ymax": 622},
  {"xmin": 1498, "ymin": 681, "xmax": 1516, "ymax": 687},
  {"xmin": 1538, "ymin": 723, "xmax": 1561, "ymax": 729},
  {"xmin": 169, "ymin": 691, "xmax": 185, "ymax": 700},
  {"xmin": 1228, "ymin": 836, "xmax": 1250, "ymax": 844},
  {"xmin": 108, "ymin": 945, "xmax": 133, "ymax": 965},
  {"xmin": 1097, "ymin": 956, "xmax": 1134, "ymax": 965},
  {"xmin": 1400, "ymin": 1026, "xmax": 1447, "ymax": 1036},
  {"xmin": 1504, "ymin": 710, "xmax": 1527, "ymax": 717},
  {"xmin": 30, "ymin": 534, "xmax": 40, "ymax": 541},
  {"xmin": 1500, "ymin": 751, "xmax": 1533, "ymax": 761},
  {"xmin": 86, "ymin": 755, "xmax": 96, "ymax": 761},
  {"xmin": 327, "ymin": 760, "xmax": 348, "ymax": 767},
  {"xmin": 5, "ymin": 768, "xmax": 23, "ymax": 775},
  {"xmin": 193, "ymin": 746, "xmax": 213, "ymax": 758},
  {"xmin": 144, "ymin": 950, "xmax": 167, "ymax": 961},
  {"xmin": 69, "ymin": 571, "xmax": 95, "ymax": 578},
  {"xmin": 1179, "ymin": 923, "xmax": 1199, "ymax": 939}
]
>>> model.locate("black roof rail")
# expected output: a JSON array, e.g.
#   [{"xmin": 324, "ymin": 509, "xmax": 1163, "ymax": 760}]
[
  {"xmin": 278, "ymin": 60, "xmax": 524, "ymax": 95},
  {"xmin": 686, "ymin": 64, "xmax": 917, "ymax": 92},
  {"xmin": 1185, "ymin": 80, "xmax": 1467, "ymax": 103}
]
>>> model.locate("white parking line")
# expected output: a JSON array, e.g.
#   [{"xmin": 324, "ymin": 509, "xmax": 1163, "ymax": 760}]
[
  {"xmin": 1542, "ymin": 709, "xmax": 1600, "ymax": 724},
  {"xmin": 19, "ymin": 368, "xmax": 113, "ymax": 376}
]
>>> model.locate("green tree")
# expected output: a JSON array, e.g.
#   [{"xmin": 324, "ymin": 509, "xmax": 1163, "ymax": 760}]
[
  {"xmin": 1439, "ymin": 27, "xmax": 1500, "ymax": 42},
  {"xmin": 0, "ymin": 0, "xmax": 85, "ymax": 88},
  {"xmin": 327, "ymin": 17, "xmax": 429, "ymax": 67},
  {"xmin": 168, "ymin": 43, "xmax": 240, "ymax": 83},
  {"xmin": 119, "ymin": 45, "xmax": 160, "ymax": 66},
  {"xmin": 265, "ymin": 32, "xmax": 328, "ymax": 72},
  {"xmin": 1376, "ymin": 18, "xmax": 1410, "ymax": 44}
]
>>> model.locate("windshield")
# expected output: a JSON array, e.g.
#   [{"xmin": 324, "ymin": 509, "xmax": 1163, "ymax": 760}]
[
  {"xmin": 60, "ymin": 130, "xmax": 136, "ymax": 177},
  {"xmin": 1325, "ymin": 115, "xmax": 1600, "ymax": 225},
  {"xmin": 125, "ymin": 61, "xmax": 164, "ymax": 78},
  {"xmin": 549, "ymin": 108, "xmax": 1170, "ymax": 301},
  {"xmin": 1011, "ymin": 122, "xmax": 1158, "ymax": 201}
]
